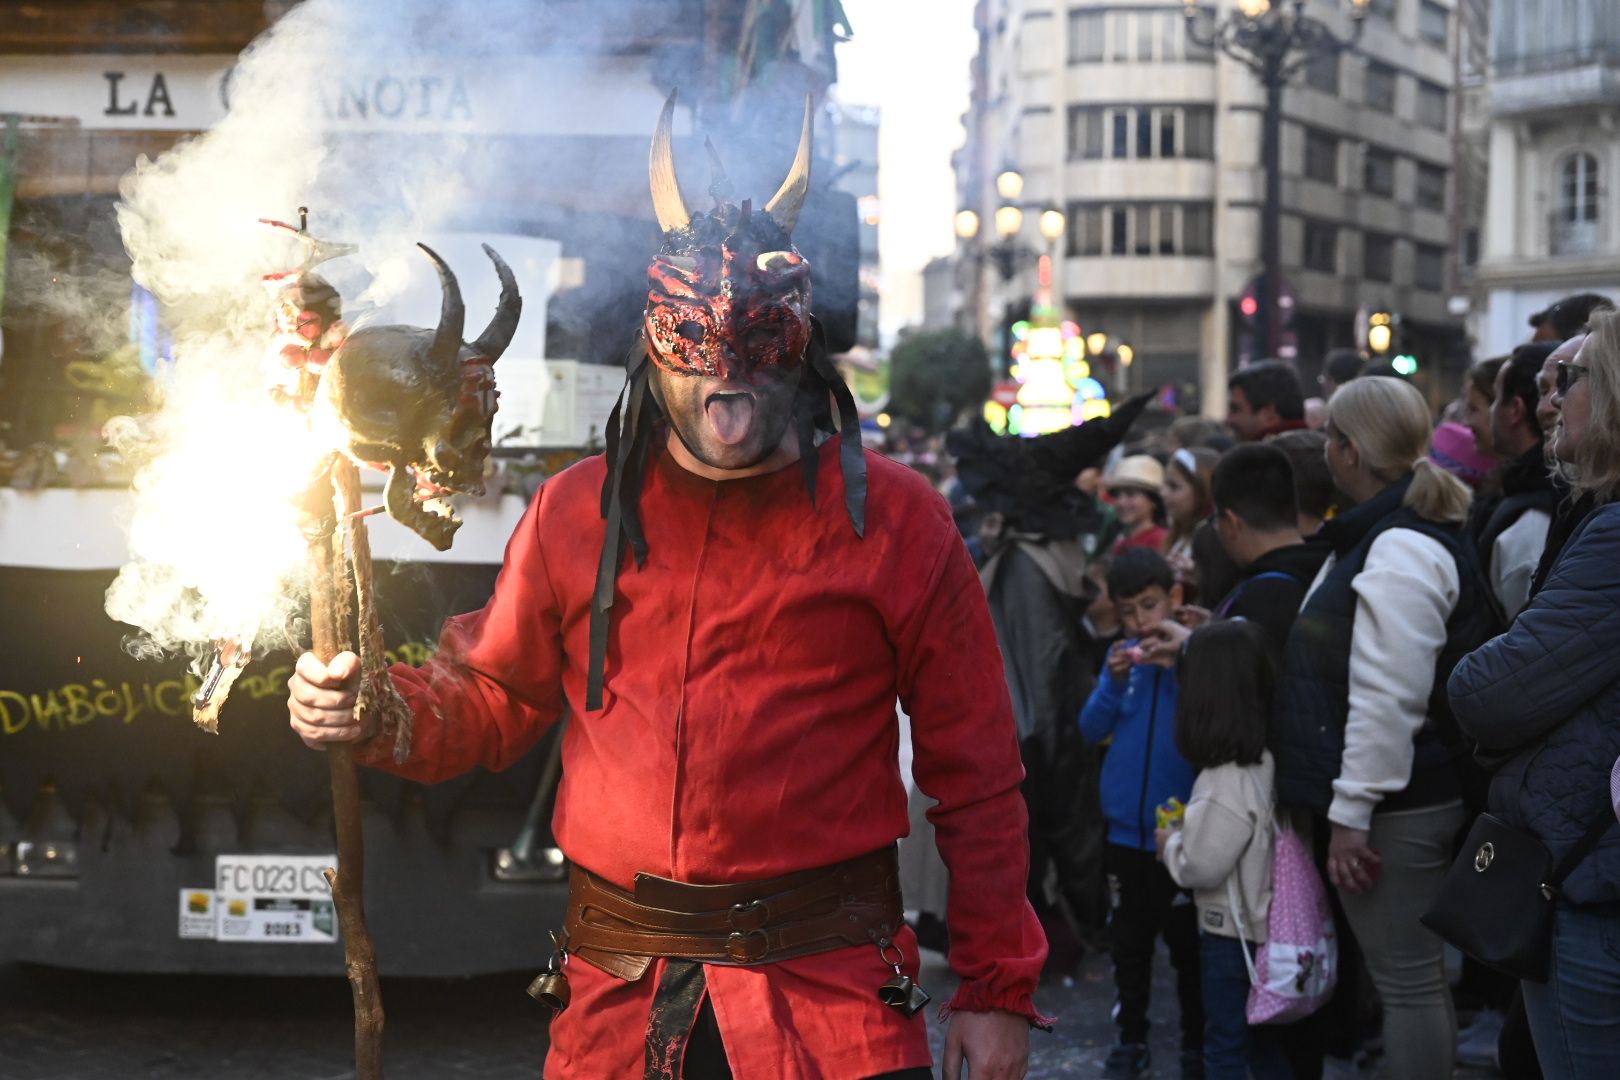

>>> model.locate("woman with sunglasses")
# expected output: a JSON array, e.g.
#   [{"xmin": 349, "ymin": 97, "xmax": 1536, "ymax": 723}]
[{"xmin": 1450, "ymin": 309, "xmax": 1620, "ymax": 1078}]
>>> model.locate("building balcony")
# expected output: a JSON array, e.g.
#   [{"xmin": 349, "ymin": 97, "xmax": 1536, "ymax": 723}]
[
  {"xmin": 1490, "ymin": 47, "xmax": 1620, "ymax": 117},
  {"xmin": 1060, "ymin": 256, "xmax": 1215, "ymax": 300},
  {"xmin": 1063, "ymin": 159, "xmax": 1218, "ymax": 201}
]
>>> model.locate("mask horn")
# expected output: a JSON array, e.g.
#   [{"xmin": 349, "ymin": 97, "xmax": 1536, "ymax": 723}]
[
  {"xmin": 764, "ymin": 94, "xmax": 813, "ymax": 233},
  {"xmin": 472, "ymin": 243, "xmax": 522, "ymax": 363},
  {"xmin": 418, "ymin": 243, "xmax": 465, "ymax": 375},
  {"xmin": 650, "ymin": 90, "xmax": 694, "ymax": 234}
]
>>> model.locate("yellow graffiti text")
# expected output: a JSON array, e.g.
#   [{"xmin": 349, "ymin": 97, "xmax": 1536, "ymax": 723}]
[{"xmin": 0, "ymin": 640, "xmax": 432, "ymax": 736}]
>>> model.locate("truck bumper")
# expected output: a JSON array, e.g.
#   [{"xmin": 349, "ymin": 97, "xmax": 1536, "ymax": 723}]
[{"xmin": 0, "ymin": 800, "xmax": 568, "ymax": 977}]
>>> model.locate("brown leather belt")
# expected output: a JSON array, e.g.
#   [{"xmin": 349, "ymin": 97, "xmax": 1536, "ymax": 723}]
[{"xmin": 560, "ymin": 846, "xmax": 904, "ymax": 982}]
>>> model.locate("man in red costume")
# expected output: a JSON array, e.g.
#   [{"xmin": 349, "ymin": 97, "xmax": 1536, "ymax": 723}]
[{"xmin": 288, "ymin": 93, "xmax": 1047, "ymax": 1080}]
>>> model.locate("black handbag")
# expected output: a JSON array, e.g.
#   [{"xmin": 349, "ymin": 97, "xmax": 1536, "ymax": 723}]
[{"xmin": 1421, "ymin": 809, "xmax": 1615, "ymax": 983}]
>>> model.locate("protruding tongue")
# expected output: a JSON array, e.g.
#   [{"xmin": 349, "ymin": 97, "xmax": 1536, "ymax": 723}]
[{"xmin": 706, "ymin": 393, "xmax": 755, "ymax": 446}]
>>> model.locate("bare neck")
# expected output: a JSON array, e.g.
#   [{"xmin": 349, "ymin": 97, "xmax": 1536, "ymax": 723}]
[{"xmin": 663, "ymin": 428, "xmax": 802, "ymax": 482}]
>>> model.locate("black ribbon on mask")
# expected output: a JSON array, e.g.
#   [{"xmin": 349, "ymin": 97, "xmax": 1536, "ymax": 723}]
[
  {"xmin": 806, "ymin": 318, "xmax": 867, "ymax": 538},
  {"xmin": 588, "ymin": 340, "xmax": 653, "ymax": 712}
]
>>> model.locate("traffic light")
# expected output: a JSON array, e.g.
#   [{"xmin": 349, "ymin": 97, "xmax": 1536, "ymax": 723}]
[
  {"xmin": 1392, "ymin": 354, "xmax": 1419, "ymax": 376},
  {"xmin": 1367, "ymin": 310, "xmax": 1395, "ymax": 355}
]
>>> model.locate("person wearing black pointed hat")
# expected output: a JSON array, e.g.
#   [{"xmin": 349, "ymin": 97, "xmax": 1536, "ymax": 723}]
[
  {"xmin": 287, "ymin": 91, "xmax": 1048, "ymax": 1079},
  {"xmin": 946, "ymin": 397, "xmax": 1155, "ymax": 981}
]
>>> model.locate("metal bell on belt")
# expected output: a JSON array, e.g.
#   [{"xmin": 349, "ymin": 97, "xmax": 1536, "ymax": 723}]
[
  {"xmin": 527, "ymin": 967, "xmax": 571, "ymax": 1013},
  {"xmin": 527, "ymin": 931, "xmax": 571, "ymax": 1014},
  {"xmin": 877, "ymin": 972, "xmax": 932, "ymax": 1018},
  {"xmin": 873, "ymin": 934, "xmax": 930, "ymax": 1018}
]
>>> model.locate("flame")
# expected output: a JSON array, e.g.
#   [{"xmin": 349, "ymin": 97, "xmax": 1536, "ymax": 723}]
[{"xmin": 118, "ymin": 345, "xmax": 332, "ymax": 653}]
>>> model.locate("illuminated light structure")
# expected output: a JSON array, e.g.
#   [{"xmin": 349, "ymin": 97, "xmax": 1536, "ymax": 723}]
[{"xmin": 982, "ymin": 254, "xmax": 1112, "ymax": 436}]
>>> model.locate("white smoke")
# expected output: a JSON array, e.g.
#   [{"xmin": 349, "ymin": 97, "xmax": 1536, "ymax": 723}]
[
  {"xmin": 105, "ymin": 0, "xmax": 544, "ymax": 666},
  {"xmin": 100, "ymin": 0, "xmax": 824, "ymax": 671}
]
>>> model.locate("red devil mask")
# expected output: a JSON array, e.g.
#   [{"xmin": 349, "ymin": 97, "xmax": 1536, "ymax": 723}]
[{"xmin": 643, "ymin": 92, "xmax": 813, "ymax": 380}]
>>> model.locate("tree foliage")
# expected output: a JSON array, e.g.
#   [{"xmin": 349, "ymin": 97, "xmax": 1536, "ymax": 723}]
[{"xmin": 887, "ymin": 327, "xmax": 991, "ymax": 431}]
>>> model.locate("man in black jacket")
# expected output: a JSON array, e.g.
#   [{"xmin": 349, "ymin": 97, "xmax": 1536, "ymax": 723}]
[
  {"xmin": 1470, "ymin": 342, "xmax": 1559, "ymax": 621},
  {"xmin": 1142, "ymin": 443, "xmax": 1327, "ymax": 661},
  {"xmin": 1206, "ymin": 444, "xmax": 1331, "ymax": 648}
]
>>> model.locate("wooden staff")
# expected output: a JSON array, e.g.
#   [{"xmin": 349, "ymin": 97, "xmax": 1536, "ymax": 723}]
[{"xmin": 309, "ymin": 455, "xmax": 385, "ymax": 1079}]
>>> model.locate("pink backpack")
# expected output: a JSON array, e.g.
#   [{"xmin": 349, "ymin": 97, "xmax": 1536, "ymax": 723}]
[{"xmin": 1226, "ymin": 808, "xmax": 1338, "ymax": 1024}]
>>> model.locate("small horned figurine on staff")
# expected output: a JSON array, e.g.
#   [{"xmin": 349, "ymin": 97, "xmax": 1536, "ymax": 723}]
[{"xmin": 193, "ymin": 208, "xmax": 520, "ymax": 1079}]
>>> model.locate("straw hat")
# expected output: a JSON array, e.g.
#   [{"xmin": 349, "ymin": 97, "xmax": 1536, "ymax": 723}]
[{"xmin": 1106, "ymin": 454, "xmax": 1165, "ymax": 495}]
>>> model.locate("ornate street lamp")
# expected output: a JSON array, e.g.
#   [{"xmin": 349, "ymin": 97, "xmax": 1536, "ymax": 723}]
[
  {"xmin": 1184, "ymin": 0, "xmax": 1370, "ymax": 360},
  {"xmin": 955, "ymin": 169, "xmax": 1047, "ymax": 281}
]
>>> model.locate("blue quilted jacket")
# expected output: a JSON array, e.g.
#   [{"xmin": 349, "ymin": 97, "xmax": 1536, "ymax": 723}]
[{"xmin": 1448, "ymin": 501, "xmax": 1620, "ymax": 907}]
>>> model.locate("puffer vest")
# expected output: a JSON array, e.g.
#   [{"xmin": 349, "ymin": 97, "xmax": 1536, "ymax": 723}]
[{"xmin": 1273, "ymin": 476, "xmax": 1498, "ymax": 813}]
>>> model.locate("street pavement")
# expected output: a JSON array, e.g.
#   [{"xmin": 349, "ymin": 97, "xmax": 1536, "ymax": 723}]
[
  {"xmin": 0, "ymin": 947, "xmax": 1496, "ymax": 1078},
  {"xmin": 0, "ymin": 947, "xmax": 1156, "ymax": 1079}
]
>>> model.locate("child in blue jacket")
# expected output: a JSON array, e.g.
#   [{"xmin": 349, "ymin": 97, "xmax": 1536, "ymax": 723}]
[{"xmin": 1079, "ymin": 546, "xmax": 1201, "ymax": 1079}]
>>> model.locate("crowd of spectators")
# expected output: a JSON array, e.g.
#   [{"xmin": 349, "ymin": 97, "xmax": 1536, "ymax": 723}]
[{"xmin": 917, "ymin": 290, "xmax": 1620, "ymax": 1080}]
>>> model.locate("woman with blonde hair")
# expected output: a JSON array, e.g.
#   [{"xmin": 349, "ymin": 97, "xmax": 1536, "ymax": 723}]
[
  {"xmin": 1451, "ymin": 309, "xmax": 1620, "ymax": 1077},
  {"xmin": 1272, "ymin": 376, "xmax": 1495, "ymax": 1079}
]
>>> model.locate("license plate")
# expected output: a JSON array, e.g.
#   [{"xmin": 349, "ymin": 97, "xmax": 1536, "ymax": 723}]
[
  {"xmin": 176, "ymin": 854, "xmax": 339, "ymax": 944},
  {"xmin": 215, "ymin": 854, "xmax": 335, "ymax": 901}
]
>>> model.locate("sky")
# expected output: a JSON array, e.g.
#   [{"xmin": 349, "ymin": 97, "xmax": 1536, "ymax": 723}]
[{"xmin": 834, "ymin": 0, "xmax": 979, "ymax": 344}]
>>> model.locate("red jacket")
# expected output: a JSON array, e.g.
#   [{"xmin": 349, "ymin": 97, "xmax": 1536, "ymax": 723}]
[{"xmin": 359, "ymin": 438, "xmax": 1047, "ymax": 1078}]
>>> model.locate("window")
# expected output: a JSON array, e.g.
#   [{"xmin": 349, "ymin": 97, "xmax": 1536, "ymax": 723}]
[
  {"xmin": 1109, "ymin": 10, "xmax": 1130, "ymax": 61},
  {"xmin": 1067, "ymin": 202, "xmax": 1216, "ymax": 257},
  {"xmin": 1415, "ymin": 243, "xmax": 1445, "ymax": 290},
  {"xmin": 1364, "ymin": 232, "xmax": 1395, "ymax": 282},
  {"xmin": 1415, "ymin": 162, "xmax": 1446, "ymax": 211},
  {"xmin": 1184, "ymin": 106, "xmax": 1215, "ymax": 158},
  {"xmin": 1068, "ymin": 9, "xmax": 1212, "ymax": 65},
  {"xmin": 1069, "ymin": 106, "xmax": 1105, "ymax": 159},
  {"xmin": 1303, "ymin": 221, "xmax": 1338, "ymax": 273},
  {"xmin": 1184, "ymin": 203, "xmax": 1214, "ymax": 255},
  {"xmin": 1069, "ymin": 203, "xmax": 1104, "ymax": 256},
  {"xmin": 1419, "ymin": 1, "xmax": 1448, "ymax": 44},
  {"xmin": 1417, "ymin": 81, "xmax": 1448, "ymax": 131},
  {"xmin": 1068, "ymin": 10, "xmax": 1105, "ymax": 62},
  {"xmin": 1072, "ymin": 105, "xmax": 1213, "ymax": 161},
  {"xmin": 1364, "ymin": 146, "xmax": 1396, "ymax": 196},
  {"xmin": 1185, "ymin": 6, "xmax": 1214, "ymax": 61},
  {"xmin": 1304, "ymin": 128, "xmax": 1339, "ymax": 185},
  {"xmin": 1561, "ymin": 152, "xmax": 1601, "ymax": 223},
  {"xmin": 1159, "ymin": 11, "xmax": 1183, "ymax": 61},
  {"xmin": 1157, "ymin": 206, "xmax": 1176, "ymax": 255},
  {"xmin": 1554, "ymin": 152, "xmax": 1602, "ymax": 255},
  {"xmin": 1365, "ymin": 62, "xmax": 1397, "ymax": 112},
  {"xmin": 1305, "ymin": 52, "xmax": 1339, "ymax": 95}
]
